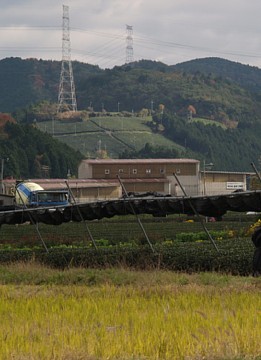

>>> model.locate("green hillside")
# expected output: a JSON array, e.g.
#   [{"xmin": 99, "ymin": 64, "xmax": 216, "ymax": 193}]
[
  {"xmin": 36, "ymin": 116, "xmax": 185, "ymax": 159},
  {"xmin": 2, "ymin": 56, "xmax": 261, "ymax": 173}
]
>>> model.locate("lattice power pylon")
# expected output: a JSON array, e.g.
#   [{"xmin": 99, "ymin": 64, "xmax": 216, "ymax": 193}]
[
  {"xmin": 126, "ymin": 25, "xmax": 134, "ymax": 64},
  {"xmin": 57, "ymin": 5, "xmax": 77, "ymax": 113}
]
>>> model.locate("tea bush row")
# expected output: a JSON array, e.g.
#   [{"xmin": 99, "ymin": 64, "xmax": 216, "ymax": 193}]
[{"xmin": 0, "ymin": 238, "xmax": 255, "ymax": 276}]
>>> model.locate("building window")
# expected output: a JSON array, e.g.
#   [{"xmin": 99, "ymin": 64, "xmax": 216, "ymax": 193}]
[
  {"xmin": 146, "ymin": 169, "xmax": 151, "ymax": 174},
  {"xmin": 118, "ymin": 169, "xmax": 124, "ymax": 174},
  {"xmin": 176, "ymin": 169, "xmax": 181, "ymax": 174},
  {"xmin": 105, "ymin": 169, "xmax": 110, "ymax": 174},
  {"xmin": 160, "ymin": 168, "xmax": 165, "ymax": 174},
  {"xmin": 132, "ymin": 169, "xmax": 137, "ymax": 174}
]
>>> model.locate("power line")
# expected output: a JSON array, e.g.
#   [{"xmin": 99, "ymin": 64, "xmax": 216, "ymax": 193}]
[
  {"xmin": 1, "ymin": 25, "xmax": 261, "ymax": 67},
  {"xmin": 1, "ymin": 24, "xmax": 261, "ymax": 58}
]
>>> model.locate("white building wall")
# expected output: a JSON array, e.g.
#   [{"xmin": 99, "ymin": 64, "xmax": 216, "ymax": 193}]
[
  {"xmin": 78, "ymin": 162, "xmax": 92, "ymax": 179},
  {"xmin": 167, "ymin": 175, "xmax": 200, "ymax": 196},
  {"xmin": 201, "ymin": 180, "xmax": 247, "ymax": 195}
]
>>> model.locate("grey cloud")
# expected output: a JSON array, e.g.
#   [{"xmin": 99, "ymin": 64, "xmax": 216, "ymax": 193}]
[{"xmin": 0, "ymin": 0, "xmax": 261, "ymax": 68}]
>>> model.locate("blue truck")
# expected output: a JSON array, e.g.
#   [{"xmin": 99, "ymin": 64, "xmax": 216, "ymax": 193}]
[{"xmin": 15, "ymin": 181, "xmax": 69, "ymax": 208}]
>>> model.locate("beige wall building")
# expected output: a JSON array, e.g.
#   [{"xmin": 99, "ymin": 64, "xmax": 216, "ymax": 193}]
[
  {"xmin": 1, "ymin": 161, "xmax": 252, "ymax": 204},
  {"xmin": 78, "ymin": 159, "xmax": 201, "ymax": 196},
  {"xmin": 200, "ymin": 171, "xmax": 251, "ymax": 195}
]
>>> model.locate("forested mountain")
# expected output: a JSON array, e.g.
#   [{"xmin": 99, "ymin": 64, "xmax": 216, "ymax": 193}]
[
  {"xmin": 172, "ymin": 57, "xmax": 261, "ymax": 96},
  {"xmin": 0, "ymin": 57, "xmax": 102, "ymax": 113},
  {"xmin": 2, "ymin": 56, "xmax": 261, "ymax": 124},
  {"xmin": 1, "ymin": 56, "xmax": 261, "ymax": 173},
  {"xmin": 0, "ymin": 119, "xmax": 83, "ymax": 179},
  {"xmin": 78, "ymin": 65, "xmax": 260, "ymax": 127}
]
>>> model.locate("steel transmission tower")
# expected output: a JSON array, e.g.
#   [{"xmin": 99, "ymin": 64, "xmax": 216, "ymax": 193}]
[
  {"xmin": 126, "ymin": 25, "xmax": 134, "ymax": 63},
  {"xmin": 57, "ymin": 5, "xmax": 77, "ymax": 112}
]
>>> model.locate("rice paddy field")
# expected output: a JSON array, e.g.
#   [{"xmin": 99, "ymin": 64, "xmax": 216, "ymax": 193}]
[{"xmin": 0, "ymin": 264, "xmax": 260, "ymax": 360}]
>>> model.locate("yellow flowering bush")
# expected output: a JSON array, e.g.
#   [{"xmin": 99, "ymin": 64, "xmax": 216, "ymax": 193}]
[
  {"xmin": 245, "ymin": 218, "xmax": 261, "ymax": 236},
  {"xmin": 227, "ymin": 230, "xmax": 235, "ymax": 238}
]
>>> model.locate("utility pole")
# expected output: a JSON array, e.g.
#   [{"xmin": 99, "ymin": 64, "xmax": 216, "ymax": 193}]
[
  {"xmin": 203, "ymin": 160, "xmax": 214, "ymax": 195},
  {"xmin": 0, "ymin": 158, "xmax": 4, "ymax": 194},
  {"xmin": 0, "ymin": 158, "xmax": 8, "ymax": 194},
  {"xmin": 57, "ymin": 5, "xmax": 77, "ymax": 113}
]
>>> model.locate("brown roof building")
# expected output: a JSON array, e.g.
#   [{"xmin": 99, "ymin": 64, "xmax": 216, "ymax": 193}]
[{"xmin": 78, "ymin": 159, "xmax": 201, "ymax": 196}]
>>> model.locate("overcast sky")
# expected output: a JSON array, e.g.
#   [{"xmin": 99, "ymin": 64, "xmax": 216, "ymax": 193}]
[{"xmin": 1, "ymin": 0, "xmax": 261, "ymax": 69}]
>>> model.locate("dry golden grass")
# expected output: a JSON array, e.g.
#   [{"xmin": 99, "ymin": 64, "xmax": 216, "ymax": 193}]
[{"xmin": 0, "ymin": 263, "xmax": 260, "ymax": 359}]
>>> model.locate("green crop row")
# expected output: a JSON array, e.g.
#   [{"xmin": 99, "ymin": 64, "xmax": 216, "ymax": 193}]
[
  {"xmin": 0, "ymin": 238, "xmax": 255, "ymax": 276},
  {"xmin": 175, "ymin": 230, "xmax": 236, "ymax": 242},
  {"xmin": 0, "ymin": 218, "xmax": 253, "ymax": 249}
]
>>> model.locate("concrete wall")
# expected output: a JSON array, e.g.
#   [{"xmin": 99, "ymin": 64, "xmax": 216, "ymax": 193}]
[
  {"xmin": 167, "ymin": 175, "xmax": 200, "ymax": 196},
  {"xmin": 0, "ymin": 194, "xmax": 15, "ymax": 206},
  {"xmin": 200, "ymin": 172, "xmax": 247, "ymax": 195},
  {"xmin": 73, "ymin": 185, "xmax": 122, "ymax": 203},
  {"xmin": 78, "ymin": 162, "xmax": 93, "ymax": 179},
  {"xmin": 122, "ymin": 180, "xmax": 169, "ymax": 194}
]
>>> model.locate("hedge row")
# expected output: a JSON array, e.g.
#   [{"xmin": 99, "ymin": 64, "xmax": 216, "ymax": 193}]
[{"xmin": 0, "ymin": 238, "xmax": 255, "ymax": 276}]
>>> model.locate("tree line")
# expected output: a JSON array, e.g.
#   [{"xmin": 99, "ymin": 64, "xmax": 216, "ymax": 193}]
[{"xmin": 0, "ymin": 122, "xmax": 83, "ymax": 179}]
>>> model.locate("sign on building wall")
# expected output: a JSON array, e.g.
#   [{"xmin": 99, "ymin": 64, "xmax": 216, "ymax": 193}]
[{"xmin": 226, "ymin": 182, "xmax": 244, "ymax": 190}]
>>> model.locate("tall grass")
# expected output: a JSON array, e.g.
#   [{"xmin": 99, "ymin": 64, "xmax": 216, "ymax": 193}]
[{"xmin": 0, "ymin": 264, "xmax": 260, "ymax": 359}]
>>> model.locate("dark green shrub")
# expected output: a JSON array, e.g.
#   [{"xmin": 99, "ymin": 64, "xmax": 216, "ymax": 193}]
[{"xmin": 0, "ymin": 238, "xmax": 255, "ymax": 275}]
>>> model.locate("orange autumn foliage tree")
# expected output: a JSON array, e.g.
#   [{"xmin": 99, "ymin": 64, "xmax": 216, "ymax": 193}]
[
  {"xmin": 0, "ymin": 113, "xmax": 16, "ymax": 138},
  {"xmin": 0, "ymin": 113, "xmax": 16, "ymax": 128},
  {"xmin": 187, "ymin": 105, "xmax": 196, "ymax": 115}
]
